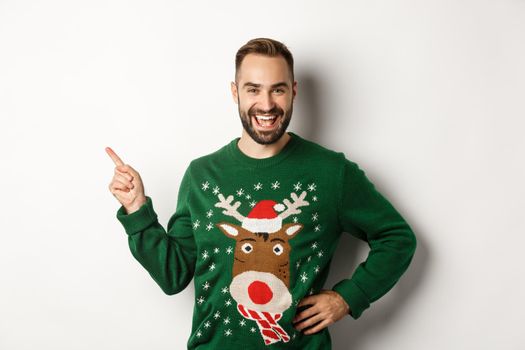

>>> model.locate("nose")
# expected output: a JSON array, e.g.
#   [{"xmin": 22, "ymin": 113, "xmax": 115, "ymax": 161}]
[
  {"xmin": 258, "ymin": 92, "xmax": 275, "ymax": 112},
  {"xmin": 248, "ymin": 280, "xmax": 273, "ymax": 305}
]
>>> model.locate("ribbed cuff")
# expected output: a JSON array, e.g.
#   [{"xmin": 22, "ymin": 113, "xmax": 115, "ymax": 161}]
[
  {"xmin": 116, "ymin": 196, "xmax": 158, "ymax": 235},
  {"xmin": 332, "ymin": 279, "xmax": 370, "ymax": 320}
]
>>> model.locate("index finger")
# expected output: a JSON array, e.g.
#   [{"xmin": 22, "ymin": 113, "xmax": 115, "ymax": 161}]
[{"xmin": 105, "ymin": 147, "xmax": 125, "ymax": 166}]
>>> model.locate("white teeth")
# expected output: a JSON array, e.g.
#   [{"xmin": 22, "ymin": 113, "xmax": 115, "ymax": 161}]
[{"xmin": 255, "ymin": 115, "xmax": 277, "ymax": 120}]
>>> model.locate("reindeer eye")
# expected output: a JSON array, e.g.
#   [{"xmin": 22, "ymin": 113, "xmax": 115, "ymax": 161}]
[
  {"xmin": 241, "ymin": 243, "xmax": 253, "ymax": 254},
  {"xmin": 273, "ymin": 244, "xmax": 284, "ymax": 256}
]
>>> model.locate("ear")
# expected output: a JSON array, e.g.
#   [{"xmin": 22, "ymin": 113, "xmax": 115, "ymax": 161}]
[
  {"xmin": 231, "ymin": 81, "xmax": 238, "ymax": 104},
  {"xmin": 282, "ymin": 223, "xmax": 303, "ymax": 239},
  {"xmin": 292, "ymin": 80, "xmax": 297, "ymax": 100},
  {"xmin": 216, "ymin": 221, "xmax": 242, "ymax": 238}
]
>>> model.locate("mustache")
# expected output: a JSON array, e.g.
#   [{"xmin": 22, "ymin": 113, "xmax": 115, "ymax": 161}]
[{"xmin": 248, "ymin": 106, "xmax": 284, "ymax": 116}]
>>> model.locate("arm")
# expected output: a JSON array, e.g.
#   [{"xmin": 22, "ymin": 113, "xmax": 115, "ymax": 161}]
[
  {"xmin": 331, "ymin": 158, "xmax": 417, "ymax": 319},
  {"xmin": 116, "ymin": 166, "xmax": 196, "ymax": 295}
]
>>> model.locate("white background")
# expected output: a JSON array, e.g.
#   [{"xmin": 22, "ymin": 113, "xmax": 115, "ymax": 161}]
[{"xmin": 1, "ymin": 1, "xmax": 524, "ymax": 349}]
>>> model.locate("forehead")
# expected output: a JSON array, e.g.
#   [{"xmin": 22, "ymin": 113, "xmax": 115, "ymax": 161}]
[{"xmin": 237, "ymin": 54, "xmax": 292, "ymax": 85}]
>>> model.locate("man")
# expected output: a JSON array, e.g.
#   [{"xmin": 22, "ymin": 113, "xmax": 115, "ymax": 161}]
[{"xmin": 106, "ymin": 38, "xmax": 417, "ymax": 349}]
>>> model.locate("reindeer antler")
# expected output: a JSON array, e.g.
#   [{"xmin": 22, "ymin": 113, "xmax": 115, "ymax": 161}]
[
  {"xmin": 278, "ymin": 191, "xmax": 309, "ymax": 220},
  {"xmin": 214, "ymin": 193, "xmax": 246, "ymax": 222}
]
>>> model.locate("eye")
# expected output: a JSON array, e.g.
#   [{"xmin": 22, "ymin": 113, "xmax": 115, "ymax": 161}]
[
  {"xmin": 272, "ymin": 89, "xmax": 285, "ymax": 94},
  {"xmin": 241, "ymin": 243, "xmax": 253, "ymax": 254},
  {"xmin": 273, "ymin": 244, "xmax": 284, "ymax": 256},
  {"xmin": 247, "ymin": 88, "xmax": 258, "ymax": 94}
]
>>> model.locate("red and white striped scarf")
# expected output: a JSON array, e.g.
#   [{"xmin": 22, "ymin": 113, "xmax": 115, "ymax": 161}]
[{"xmin": 237, "ymin": 304, "xmax": 290, "ymax": 345}]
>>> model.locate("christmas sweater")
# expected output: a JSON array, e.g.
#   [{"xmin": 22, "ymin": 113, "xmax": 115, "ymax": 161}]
[{"xmin": 116, "ymin": 132, "xmax": 417, "ymax": 349}]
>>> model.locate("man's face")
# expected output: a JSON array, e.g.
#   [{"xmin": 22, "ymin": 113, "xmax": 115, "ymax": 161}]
[{"xmin": 231, "ymin": 54, "xmax": 297, "ymax": 145}]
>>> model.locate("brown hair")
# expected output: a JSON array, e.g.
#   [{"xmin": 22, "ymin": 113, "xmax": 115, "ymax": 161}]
[{"xmin": 235, "ymin": 38, "xmax": 294, "ymax": 82}]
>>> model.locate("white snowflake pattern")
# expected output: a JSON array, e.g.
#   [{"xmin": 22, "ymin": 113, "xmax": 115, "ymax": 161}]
[
  {"xmin": 223, "ymin": 317, "xmax": 231, "ymax": 325},
  {"xmin": 202, "ymin": 281, "xmax": 211, "ymax": 291},
  {"xmin": 300, "ymin": 272, "xmax": 308, "ymax": 283},
  {"xmin": 221, "ymin": 286, "xmax": 229, "ymax": 294},
  {"xmin": 212, "ymin": 186, "xmax": 220, "ymax": 195},
  {"xmin": 312, "ymin": 195, "xmax": 318, "ymax": 202},
  {"xmin": 225, "ymin": 299, "xmax": 232, "ymax": 307},
  {"xmin": 209, "ymin": 263, "xmax": 216, "ymax": 272},
  {"xmin": 239, "ymin": 319, "xmax": 246, "ymax": 327},
  {"xmin": 202, "ymin": 250, "xmax": 209, "ymax": 260},
  {"xmin": 314, "ymin": 265, "xmax": 321, "ymax": 274},
  {"xmin": 296, "ymin": 260, "xmax": 301, "ymax": 269},
  {"xmin": 245, "ymin": 194, "xmax": 251, "ymax": 200},
  {"xmin": 213, "ymin": 247, "xmax": 220, "ymax": 254},
  {"xmin": 317, "ymin": 250, "xmax": 324, "ymax": 258},
  {"xmin": 311, "ymin": 242, "xmax": 318, "ymax": 250},
  {"xmin": 192, "ymin": 220, "xmax": 200, "ymax": 230},
  {"xmin": 206, "ymin": 222, "xmax": 213, "ymax": 231},
  {"xmin": 250, "ymin": 327, "xmax": 256, "ymax": 333},
  {"xmin": 309, "ymin": 288, "xmax": 315, "ymax": 295},
  {"xmin": 206, "ymin": 209, "xmax": 213, "ymax": 218},
  {"xmin": 312, "ymin": 212, "xmax": 319, "ymax": 221},
  {"xmin": 314, "ymin": 224, "xmax": 321, "ymax": 232},
  {"xmin": 293, "ymin": 182, "xmax": 302, "ymax": 191},
  {"xmin": 197, "ymin": 296, "xmax": 205, "ymax": 305},
  {"xmin": 249, "ymin": 201, "xmax": 256, "ymax": 207},
  {"xmin": 226, "ymin": 246, "xmax": 233, "ymax": 255},
  {"xmin": 204, "ymin": 321, "xmax": 211, "ymax": 329},
  {"xmin": 271, "ymin": 181, "xmax": 280, "ymax": 190},
  {"xmin": 213, "ymin": 311, "xmax": 221, "ymax": 319},
  {"xmin": 293, "ymin": 216, "xmax": 299, "ymax": 223},
  {"xmin": 225, "ymin": 329, "xmax": 232, "ymax": 336},
  {"xmin": 196, "ymin": 330, "xmax": 202, "ymax": 338},
  {"xmin": 307, "ymin": 255, "xmax": 312, "ymax": 262},
  {"xmin": 236, "ymin": 188, "xmax": 245, "ymax": 196},
  {"xmin": 201, "ymin": 181, "xmax": 210, "ymax": 191},
  {"xmin": 307, "ymin": 183, "xmax": 317, "ymax": 192},
  {"xmin": 292, "ymin": 333, "xmax": 297, "ymax": 340},
  {"xmin": 254, "ymin": 182, "xmax": 263, "ymax": 191}
]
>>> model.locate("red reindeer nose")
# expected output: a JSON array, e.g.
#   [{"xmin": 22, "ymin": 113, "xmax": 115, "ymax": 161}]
[{"xmin": 248, "ymin": 280, "xmax": 273, "ymax": 305}]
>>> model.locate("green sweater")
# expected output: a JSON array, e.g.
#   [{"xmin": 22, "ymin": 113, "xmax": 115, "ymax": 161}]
[{"xmin": 116, "ymin": 132, "xmax": 417, "ymax": 349}]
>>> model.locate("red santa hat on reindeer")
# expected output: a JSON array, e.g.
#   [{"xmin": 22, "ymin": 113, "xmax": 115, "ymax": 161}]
[{"xmin": 241, "ymin": 200, "xmax": 286, "ymax": 233}]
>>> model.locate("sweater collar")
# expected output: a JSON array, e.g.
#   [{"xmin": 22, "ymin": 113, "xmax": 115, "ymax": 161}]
[{"xmin": 228, "ymin": 132, "xmax": 301, "ymax": 168}]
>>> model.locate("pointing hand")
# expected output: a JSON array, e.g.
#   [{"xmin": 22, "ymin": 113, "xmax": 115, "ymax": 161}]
[{"xmin": 106, "ymin": 146, "xmax": 147, "ymax": 214}]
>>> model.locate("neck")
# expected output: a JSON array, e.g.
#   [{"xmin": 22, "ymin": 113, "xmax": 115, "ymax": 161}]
[{"xmin": 237, "ymin": 130, "xmax": 291, "ymax": 159}]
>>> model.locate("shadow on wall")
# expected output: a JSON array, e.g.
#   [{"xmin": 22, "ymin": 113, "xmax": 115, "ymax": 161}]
[
  {"xmin": 293, "ymin": 70, "xmax": 323, "ymax": 141},
  {"xmin": 296, "ymin": 71, "xmax": 428, "ymax": 350}
]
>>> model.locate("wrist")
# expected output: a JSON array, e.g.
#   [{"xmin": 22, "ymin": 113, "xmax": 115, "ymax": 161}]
[
  {"xmin": 332, "ymin": 290, "xmax": 350, "ymax": 314},
  {"xmin": 125, "ymin": 196, "xmax": 147, "ymax": 214}
]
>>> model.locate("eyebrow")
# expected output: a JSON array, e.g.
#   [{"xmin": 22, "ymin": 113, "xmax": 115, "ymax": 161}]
[{"xmin": 242, "ymin": 82, "xmax": 289, "ymax": 89}]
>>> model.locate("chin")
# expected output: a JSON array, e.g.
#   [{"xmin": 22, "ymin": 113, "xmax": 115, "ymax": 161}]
[{"xmin": 252, "ymin": 130, "xmax": 286, "ymax": 145}]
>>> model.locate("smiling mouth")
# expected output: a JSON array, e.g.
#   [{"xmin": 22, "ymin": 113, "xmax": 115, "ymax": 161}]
[{"xmin": 252, "ymin": 114, "xmax": 280, "ymax": 128}]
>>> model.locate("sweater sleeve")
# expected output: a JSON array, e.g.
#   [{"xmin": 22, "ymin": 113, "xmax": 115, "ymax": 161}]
[
  {"xmin": 331, "ymin": 158, "xmax": 417, "ymax": 320},
  {"xmin": 116, "ymin": 165, "xmax": 196, "ymax": 295}
]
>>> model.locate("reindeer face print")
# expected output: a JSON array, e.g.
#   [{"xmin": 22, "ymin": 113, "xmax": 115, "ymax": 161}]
[
  {"xmin": 217, "ymin": 222, "xmax": 302, "ymax": 287},
  {"xmin": 214, "ymin": 192, "xmax": 309, "ymax": 345}
]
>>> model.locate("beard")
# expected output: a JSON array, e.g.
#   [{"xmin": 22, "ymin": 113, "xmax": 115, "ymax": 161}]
[{"xmin": 237, "ymin": 99, "xmax": 293, "ymax": 145}]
